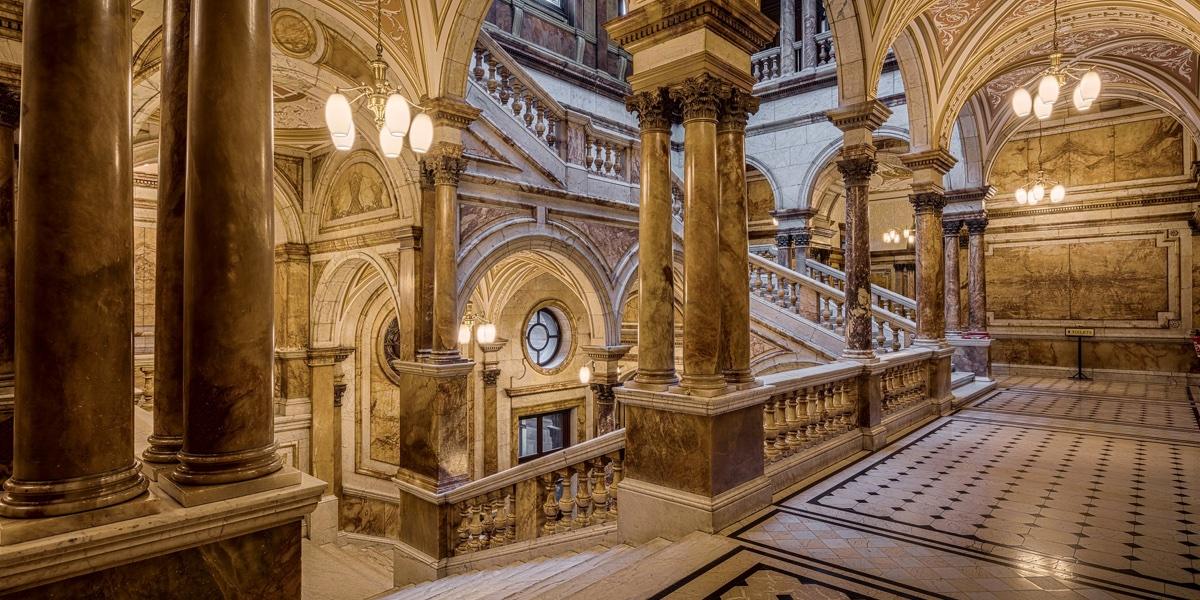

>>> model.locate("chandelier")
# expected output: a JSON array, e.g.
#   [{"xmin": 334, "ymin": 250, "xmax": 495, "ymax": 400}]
[
  {"xmin": 1014, "ymin": 127, "xmax": 1065, "ymax": 205},
  {"xmin": 1010, "ymin": 0, "xmax": 1102, "ymax": 118},
  {"xmin": 324, "ymin": 0, "xmax": 432, "ymax": 156},
  {"xmin": 882, "ymin": 227, "xmax": 914, "ymax": 245}
]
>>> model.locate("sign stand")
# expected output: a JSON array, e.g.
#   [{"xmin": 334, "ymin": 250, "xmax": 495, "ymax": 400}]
[{"xmin": 1065, "ymin": 327, "xmax": 1095, "ymax": 381}]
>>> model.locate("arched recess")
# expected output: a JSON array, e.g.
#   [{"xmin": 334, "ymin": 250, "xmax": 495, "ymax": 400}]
[
  {"xmin": 457, "ymin": 223, "xmax": 620, "ymax": 344},
  {"xmin": 311, "ymin": 251, "xmax": 402, "ymax": 348},
  {"xmin": 308, "ymin": 149, "xmax": 417, "ymax": 241}
]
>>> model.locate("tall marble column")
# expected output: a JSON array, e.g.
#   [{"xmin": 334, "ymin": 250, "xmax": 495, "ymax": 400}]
[
  {"xmin": 775, "ymin": 233, "xmax": 793, "ymax": 269},
  {"xmin": 943, "ymin": 220, "xmax": 962, "ymax": 335},
  {"xmin": 835, "ymin": 150, "xmax": 878, "ymax": 359},
  {"xmin": 144, "ymin": 0, "xmax": 190, "ymax": 465},
  {"xmin": 1, "ymin": 2, "xmax": 149, "ymax": 517},
  {"xmin": 779, "ymin": 0, "xmax": 796, "ymax": 74},
  {"xmin": 425, "ymin": 144, "xmax": 468, "ymax": 363},
  {"xmin": 172, "ymin": 0, "xmax": 283, "ymax": 487},
  {"xmin": 966, "ymin": 218, "xmax": 989, "ymax": 335},
  {"xmin": 0, "ymin": 87, "xmax": 17, "ymax": 485},
  {"xmin": 909, "ymin": 191, "xmax": 946, "ymax": 344},
  {"xmin": 625, "ymin": 89, "xmax": 678, "ymax": 388},
  {"xmin": 717, "ymin": 89, "xmax": 759, "ymax": 385},
  {"xmin": 478, "ymin": 339, "xmax": 507, "ymax": 476},
  {"xmin": 672, "ymin": 75, "xmax": 728, "ymax": 393}
]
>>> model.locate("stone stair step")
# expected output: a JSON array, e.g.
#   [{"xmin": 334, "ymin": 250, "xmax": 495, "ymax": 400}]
[
  {"xmin": 527, "ymin": 538, "xmax": 672, "ymax": 599},
  {"xmin": 506, "ymin": 544, "xmax": 633, "ymax": 599},
  {"xmin": 572, "ymin": 531, "xmax": 739, "ymax": 599}
]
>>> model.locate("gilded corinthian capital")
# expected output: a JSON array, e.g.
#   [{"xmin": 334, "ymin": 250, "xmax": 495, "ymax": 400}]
[
  {"xmin": 718, "ymin": 88, "xmax": 760, "ymax": 132},
  {"xmin": 669, "ymin": 74, "xmax": 729, "ymax": 122},
  {"xmin": 420, "ymin": 143, "xmax": 468, "ymax": 186},
  {"xmin": 909, "ymin": 191, "xmax": 946, "ymax": 215},
  {"xmin": 625, "ymin": 88, "xmax": 673, "ymax": 132}
]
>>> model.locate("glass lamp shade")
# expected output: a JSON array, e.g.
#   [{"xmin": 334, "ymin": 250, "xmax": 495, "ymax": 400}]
[
  {"xmin": 881, "ymin": 232, "xmax": 890, "ymax": 243},
  {"xmin": 1015, "ymin": 187, "xmax": 1028, "ymax": 205},
  {"xmin": 331, "ymin": 120, "xmax": 355, "ymax": 151},
  {"xmin": 1071, "ymin": 86, "xmax": 1093, "ymax": 112},
  {"xmin": 409, "ymin": 113, "xmax": 434, "ymax": 154},
  {"xmin": 457, "ymin": 324, "xmax": 472, "ymax": 346},
  {"xmin": 1030, "ymin": 183, "xmax": 1045, "ymax": 204},
  {"xmin": 1011, "ymin": 87, "xmax": 1033, "ymax": 117},
  {"xmin": 1050, "ymin": 184, "xmax": 1066, "ymax": 203},
  {"xmin": 379, "ymin": 126, "xmax": 403, "ymax": 158},
  {"xmin": 1033, "ymin": 94, "xmax": 1053, "ymax": 120},
  {"xmin": 1038, "ymin": 74, "xmax": 1060, "ymax": 104},
  {"xmin": 578, "ymin": 365, "xmax": 592, "ymax": 385},
  {"xmin": 1079, "ymin": 70, "xmax": 1102, "ymax": 102},
  {"xmin": 384, "ymin": 94, "xmax": 411, "ymax": 137},
  {"xmin": 906, "ymin": 233, "xmax": 915, "ymax": 244},
  {"xmin": 325, "ymin": 93, "xmax": 354, "ymax": 139},
  {"xmin": 476, "ymin": 323, "xmax": 496, "ymax": 345}
]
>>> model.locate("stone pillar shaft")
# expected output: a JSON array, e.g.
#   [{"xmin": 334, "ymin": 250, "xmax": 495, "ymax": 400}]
[
  {"xmin": 943, "ymin": 221, "xmax": 962, "ymax": 334},
  {"xmin": 478, "ymin": 339, "xmax": 506, "ymax": 477},
  {"xmin": 174, "ymin": 0, "xmax": 282, "ymax": 485},
  {"xmin": 778, "ymin": 0, "xmax": 796, "ymax": 74},
  {"xmin": 625, "ymin": 90, "xmax": 677, "ymax": 387},
  {"xmin": 0, "ymin": 90, "xmax": 14, "ymax": 485},
  {"xmin": 911, "ymin": 192, "xmax": 946, "ymax": 344},
  {"xmin": 836, "ymin": 151, "xmax": 877, "ymax": 359},
  {"xmin": 717, "ymin": 90, "xmax": 757, "ymax": 384},
  {"xmin": 966, "ymin": 219, "xmax": 988, "ymax": 334},
  {"xmin": 801, "ymin": 0, "xmax": 818, "ymax": 69},
  {"xmin": 673, "ymin": 76, "xmax": 727, "ymax": 392},
  {"xmin": 2, "ymin": 1, "xmax": 148, "ymax": 517},
  {"xmin": 426, "ymin": 147, "xmax": 467, "ymax": 361},
  {"xmin": 144, "ymin": 0, "xmax": 190, "ymax": 464}
]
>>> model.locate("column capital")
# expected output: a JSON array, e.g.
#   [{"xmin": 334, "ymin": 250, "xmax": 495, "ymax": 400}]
[
  {"xmin": 420, "ymin": 143, "xmax": 468, "ymax": 186},
  {"xmin": 942, "ymin": 219, "xmax": 964, "ymax": 237},
  {"xmin": 306, "ymin": 346, "xmax": 354, "ymax": 367},
  {"xmin": 669, "ymin": 74, "xmax": 729, "ymax": 122},
  {"xmin": 836, "ymin": 150, "xmax": 877, "ymax": 186},
  {"xmin": 826, "ymin": 99, "xmax": 891, "ymax": 134},
  {"xmin": 717, "ymin": 88, "xmax": 760, "ymax": 132},
  {"xmin": 909, "ymin": 191, "xmax": 946, "ymax": 216},
  {"xmin": 964, "ymin": 217, "xmax": 989, "ymax": 234},
  {"xmin": 481, "ymin": 369, "xmax": 500, "ymax": 386},
  {"xmin": 625, "ymin": 88, "xmax": 674, "ymax": 132}
]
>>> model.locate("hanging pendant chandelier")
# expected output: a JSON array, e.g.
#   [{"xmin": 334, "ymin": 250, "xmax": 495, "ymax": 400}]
[
  {"xmin": 1013, "ymin": 126, "xmax": 1065, "ymax": 205},
  {"xmin": 324, "ymin": 0, "xmax": 432, "ymax": 155},
  {"xmin": 882, "ymin": 227, "xmax": 915, "ymax": 245},
  {"xmin": 1010, "ymin": 0, "xmax": 1102, "ymax": 119}
]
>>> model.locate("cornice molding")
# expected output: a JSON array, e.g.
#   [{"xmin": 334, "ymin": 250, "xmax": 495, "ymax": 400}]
[{"xmin": 826, "ymin": 99, "xmax": 892, "ymax": 134}]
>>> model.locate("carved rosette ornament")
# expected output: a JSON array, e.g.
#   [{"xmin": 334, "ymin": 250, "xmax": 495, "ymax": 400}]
[
  {"xmin": 717, "ymin": 88, "xmax": 760, "ymax": 133},
  {"xmin": 625, "ymin": 88, "xmax": 673, "ymax": 132},
  {"xmin": 669, "ymin": 74, "xmax": 729, "ymax": 122},
  {"xmin": 421, "ymin": 145, "xmax": 468, "ymax": 187},
  {"xmin": 909, "ymin": 192, "xmax": 946, "ymax": 216}
]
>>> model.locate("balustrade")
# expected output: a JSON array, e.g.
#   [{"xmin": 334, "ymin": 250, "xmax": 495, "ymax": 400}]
[
  {"xmin": 814, "ymin": 32, "xmax": 835, "ymax": 67},
  {"xmin": 751, "ymin": 48, "xmax": 781, "ymax": 82},
  {"xmin": 761, "ymin": 376, "xmax": 858, "ymax": 464},
  {"xmin": 881, "ymin": 361, "xmax": 927, "ymax": 414},
  {"xmin": 472, "ymin": 40, "xmax": 562, "ymax": 151}
]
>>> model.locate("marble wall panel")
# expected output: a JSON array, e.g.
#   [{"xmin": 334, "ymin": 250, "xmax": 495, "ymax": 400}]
[
  {"xmin": 992, "ymin": 338, "xmax": 1196, "ymax": 373},
  {"xmin": 2, "ymin": 522, "xmax": 303, "ymax": 599},
  {"xmin": 987, "ymin": 244, "xmax": 1072, "ymax": 321},
  {"xmin": 520, "ymin": 13, "xmax": 575, "ymax": 58},
  {"xmin": 369, "ymin": 357, "xmax": 402, "ymax": 466},
  {"xmin": 624, "ymin": 405, "xmax": 763, "ymax": 497},
  {"xmin": 747, "ymin": 175, "xmax": 775, "ymax": 223},
  {"xmin": 339, "ymin": 494, "xmax": 401, "ymax": 540},
  {"xmin": 133, "ymin": 225, "xmax": 155, "ymax": 355}
]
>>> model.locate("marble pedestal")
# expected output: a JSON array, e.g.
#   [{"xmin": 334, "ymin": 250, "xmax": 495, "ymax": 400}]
[
  {"xmin": 930, "ymin": 345, "xmax": 957, "ymax": 416},
  {"xmin": 950, "ymin": 336, "xmax": 992, "ymax": 380},
  {"xmin": 159, "ymin": 465, "xmax": 302, "ymax": 508}
]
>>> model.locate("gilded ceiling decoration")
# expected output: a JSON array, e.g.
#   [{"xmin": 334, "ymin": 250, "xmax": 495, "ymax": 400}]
[{"xmin": 1104, "ymin": 41, "xmax": 1197, "ymax": 86}]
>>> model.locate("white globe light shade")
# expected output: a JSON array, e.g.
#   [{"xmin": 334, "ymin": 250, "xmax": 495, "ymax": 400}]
[
  {"xmin": 578, "ymin": 365, "xmax": 592, "ymax": 385},
  {"xmin": 379, "ymin": 126, "xmax": 403, "ymax": 158},
  {"xmin": 1032, "ymin": 94, "xmax": 1053, "ymax": 120},
  {"xmin": 1079, "ymin": 70, "xmax": 1102, "ymax": 102},
  {"xmin": 331, "ymin": 119, "xmax": 355, "ymax": 151},
  {"xmin": 1050, "ymin": 184, "xmax": 1066, "ymax": 203},
  {"xmin": 1031, "ymin": 183, "xmax": 1045, "ymax": 204},
  {"xmin": 384, "ymin": 94, "xmax": 411, "ymax": 137},
  {"xmin": 1011, "ymin": 87, "xmax": 1033, "ymax": 117},
  {"xmin": 457, "ymin": 324, "xmax": 471, "ymax": 345},
  {"xmin": 476, "ymin": 323, "xmax": 496, "ymax": 345},
  {"xmin": 1038, "ymin": 74, "xmax": 1060, "ymax": 105},
  {"xmin": 325, "ymin": 93, "xmax": 354, "ymax": 139},
  {"xmin": 1015, "ymin": 187, "xmax": 1028, "ymax": 205},
  {"xmin": 1072, "ymin": 85, "xmax": 1093, "ymax": 112},
  {"xmin": 881, "ymin": 232, "xmax": 890, "ymax": 243},
  {"xmin": 409, "ymin": 113, "xmax": 434, "ymax": 154}
]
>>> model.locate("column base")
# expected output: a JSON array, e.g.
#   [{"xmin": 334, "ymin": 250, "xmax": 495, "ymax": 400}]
[
  {"xmin": 722, "ymin": 369, "xmax": 758, "ymax": 387},
  {"xmin": 159, "ymin": 464, "xmax": 301, "ymax": 508},
  {"xmin": 141, "ymin": 434, "xmax": 183, "ymax": 464},
  {"xmin": 170, "ymin": 442, "xmax": 283, "ymax": 487},
  {"xmin": 675, "ymin": 373, "xmax": 729, "ymax": 397},
  {"xmin": 0, "ymin": 491, "xmax": 161, "ymax": 546},
  {"xmin": 0, "ymin": 461, "xmax": 149, "ymax": 519},
  {"xmin": 423, "ymin": 349, "xmax": 467, "ymax": 365},
  {"xmin": 617, "ymin": 476, "xmax": 771, "ymax": 544},
  {"xmin": 840, "ymin": 348, "xmax": 878, "ymax": 362},
  {"xmin": 630, "ymin": 368, "xmax": 679, "ymax": 389}
]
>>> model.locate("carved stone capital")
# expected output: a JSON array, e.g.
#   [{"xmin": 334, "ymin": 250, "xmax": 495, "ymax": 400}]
[
  {"xmin": 942, "ymin": 219, "xmax": 964, "ymax": 237},
  {"xmin": 775, "ymin": 233, "xmax": 791, "ymax": 248},
  {"xmin": 626, "ymin": 88, "xmax": 673, "ymax": 132},
  {"xmin": 482, "ymin": 369, "xmax": 500, "ymax": 387},
  {"xmin": 717, "ymin": 88, "xmax": 759, "ymax": 132},
  {"xmin": 965, "ymin": 217, "xmax": 989, "ymax": 234},
  {"xmin": 909, "ymin": 191, "xmax": 946, "ymax": 216},
  {"xmin": 836, "ymin": 153, "xmax": 877, "ymax": 187},
  {"xmin": 420, "ymin": 144, "xmax": 468, "ymax": 187},
  {"xmin": 669, "ymin": 74, "xmax": 729, "ymax": 122},
  {"xmin": 590, "ymin": 383, "xmax": 616, "ymax": 404}
]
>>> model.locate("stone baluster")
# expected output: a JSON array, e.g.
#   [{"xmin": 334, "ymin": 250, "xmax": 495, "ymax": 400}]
[
  {"xmin": 541, "ymin": 472, "xmax": 559, "ymax": 536},
  {"xmin": 510, "ymin": 81, "xmax": 524, "ymax": 116},
  {"xmin": 608, "ymin": 452, "xmax": 623, "ymax": 518},
  {"xmin": 772, "ymin": 397, "xmax": 789, "ymax": 457},
  {"xmin": 574, "ymin": 464, "xmax": 593, "ymax": 529},
  {"xmin": 473, "ymin": 47, "xmax": 486, "ymax": 81},
  {"xmin": 763, "ymin": 402, "xmax": 778, "ymax": 462},
  {"xmin": 556, "ymin": 468, "xmax": 574, "ymax": 532},
  {"xmin": 805, "ymin": 387, "xmax": 820, "ymax": 442},
  {"xmin": 592, "ymin": 457, "xmax": 609, "ymax": 522},
  {"xmin": 782, "ymin": 391, "xmax": 800, "ymax": 454},
  {"xmin": 497, "ymin": 67, "xmax": 511, "ymax": 104},
  {"xmin": 523, "ymin": 93, "xmax": 536, "ymax": 128},
  {"xmin": 486, "ymin": 55, "xmax": 499, "ymax": 93}
]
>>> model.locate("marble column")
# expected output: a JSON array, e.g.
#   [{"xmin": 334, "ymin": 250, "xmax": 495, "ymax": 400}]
[
  {"xmin": 478, "ymin": 339, "xmax": 507, "ymax": 476},
  {"xmin": 672, "ymin": 75, "xmax": 729, "ymax": 393},
  {"xmin": 172, "ymin": 0, "xmax": 283, "ymax": 486},
  {"xmin": 1, "ymin": 2, "xmax": 149, "ymax": 517},
  {"xmin": 966, "ymin": 218, "xmax": 989, "ymax": 335},
  {"xmin": 775, "ymin": 233, "xmax": 793, "ymax": 269},
  {"xmin": 424, "ymin": 144, "xmax": 468, "ymax": 363},
  {"xmin": 582, "ymin": 344, "xmax": 632, "ymax": 435},
  {"xmin": 718, "ymin": 89, "xmax": 758, "ymax": 385},
  {"xmin": 0, "ymin": 87, "xmax": 16, "ymax": 485},
  {"xmin": 835, "ymin": 149, "xmax": 878, "ymax": 360},
  {"xmin": 800, "ymin": 0, "xmax": 818, "ymax": 70},
  {"xmin": 144, "ymin": 0, "xmax": 190, "ymax": 465},
  {"xmin": 779, "ymin": 0, "xmax": 796, "ymax": 74},
  {"xmin": 943, "ymin": 220, "xmax": 962, "ymax": 335},
  {"xmin": 625, "ymin": 89, "xmax": 677, "ymax": 388},
  {"xmin": 308, "ymin": 348, "xmax": 351, "ymax": 495},
  {"xmin": 909, "ymin": 192, "xmax": 946, "ymax": 345}
]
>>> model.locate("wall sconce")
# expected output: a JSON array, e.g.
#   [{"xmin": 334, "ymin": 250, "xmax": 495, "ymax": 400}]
[
  {"xmin": 459, "ymin": 301, "xmax": 497, "ymax": 346},
  {"xmin": 578, "ymin": 362, "xmax": 594, "ymax": 385}
]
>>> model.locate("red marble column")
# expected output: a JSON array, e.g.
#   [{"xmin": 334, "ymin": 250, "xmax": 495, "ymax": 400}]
[
  {"xmin": 717, "ymin": 89, "xmax": 759, "ymax": 385},
  {"xmin": 144, "ymin": 0, "xmax": 189, "ymax": 465},
  {"xmin": 173, "ymin": 0, "xmax": 282, "ymax": 485},
  {"xmin": 2, "ymin": 1, "xmax": 149, "ymax": 517},
  {"xmin": 625, "ymin": 89, "xmax": 678, "ymax": 388},
  {"xmin": 0, "ymin": 87, "xmax": 14, "ymax": 485},
  {"xmin": 910, "ymin": 192, "xmax": 946, "ymax": 344},
  {"xmin": 966, "ymin": 218, "xmax": 989, "ymax": 335},
  {"xmin": 836, "ymin": 149, "xmax": 877, "ymax": 359},
  {"xmin": 943, "ymin": 220, "xmax": 962, "ymax": 335}
]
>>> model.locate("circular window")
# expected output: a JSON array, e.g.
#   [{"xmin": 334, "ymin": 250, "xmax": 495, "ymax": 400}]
[{"xmin": 525, "ymin": 308, "xmax": 563, "ymax": 367}]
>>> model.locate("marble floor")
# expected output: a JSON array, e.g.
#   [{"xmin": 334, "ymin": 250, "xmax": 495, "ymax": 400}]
[{"xmin": 663, "ymin": 376, "xmax": 1200, "ymax": 599}]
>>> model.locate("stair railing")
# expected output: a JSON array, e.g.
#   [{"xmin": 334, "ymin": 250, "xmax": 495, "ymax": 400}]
[
  {"xmin": 802, "ymin": 258, "xmax": 917, "ymax": 322},
  {"xmin": 472, "ymin": 33, "xmax": 565, "ymax": 152}
]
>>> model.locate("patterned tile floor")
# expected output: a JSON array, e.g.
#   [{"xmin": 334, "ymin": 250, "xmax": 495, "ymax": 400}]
[{"xmin": 663, "ymin": 376, "xmax": 1200, "ymax": 599}]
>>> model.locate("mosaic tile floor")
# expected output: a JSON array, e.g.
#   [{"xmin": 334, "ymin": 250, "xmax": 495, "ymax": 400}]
[{"xmin": 663, "ymin": 376, "xmax": 1200, "ymax": 599}]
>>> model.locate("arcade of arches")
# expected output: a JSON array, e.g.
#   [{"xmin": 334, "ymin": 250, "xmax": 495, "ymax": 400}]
[{"xmin": 0, "ymin": 0, "xmax": 1199, "ymax": 598}]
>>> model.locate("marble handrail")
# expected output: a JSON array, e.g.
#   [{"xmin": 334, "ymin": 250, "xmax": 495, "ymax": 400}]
[
  {"xmin": 749, "ymin": 254, "xmax": 915, "ymax": 353},
  {"xmin": 759, "ymin": 364, "xmax": 861, "ymax": 465},
  {"xmin": 472, "ymin": 32, "xmax": 565, "ymax": 150},
  {"xmin": 802, "ymin": 258, "xmax": 918, "ymax": 319}
]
